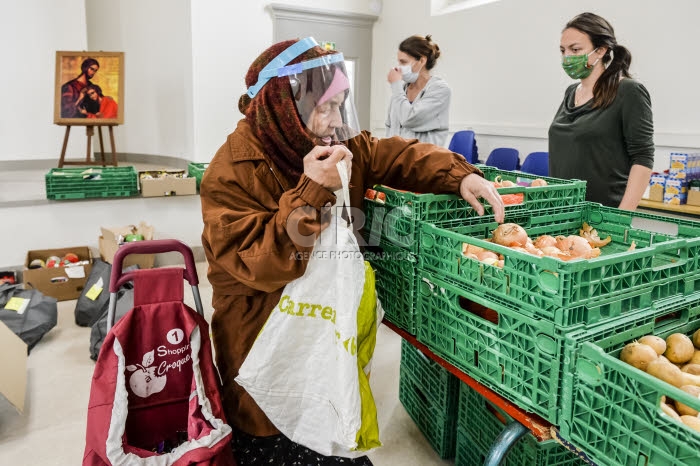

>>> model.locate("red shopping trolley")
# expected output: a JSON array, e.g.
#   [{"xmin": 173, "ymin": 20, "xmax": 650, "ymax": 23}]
[{"xmin": 83, "ymin": 239, "xmax": 235, "ymax": 465}]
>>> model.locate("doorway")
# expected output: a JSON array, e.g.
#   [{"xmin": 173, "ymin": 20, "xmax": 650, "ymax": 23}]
[{"xmin": 269, "ymin": 4, "xmax": 378, "ymax": 129}]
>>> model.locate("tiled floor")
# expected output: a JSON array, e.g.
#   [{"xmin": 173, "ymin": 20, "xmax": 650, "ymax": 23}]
[{"xmin": 0, "ymin": 262, "xmax": 455, "ymax": 466}]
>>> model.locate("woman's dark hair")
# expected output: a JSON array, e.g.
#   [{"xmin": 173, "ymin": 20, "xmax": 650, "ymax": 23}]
[
  {"xmin": 565, "ymin": 12, "xmax": 632, "ymax": 109},
  {"xmin": 80, "ymin": 84, "xmax": 103, "ymax": 114},
  {"xmin": 81, "ymin": 58, "xmax": 100, "ymax": 75},
  {"xmin": 399, "ymin": 35, "xmax": 441, "ymax": 70}
]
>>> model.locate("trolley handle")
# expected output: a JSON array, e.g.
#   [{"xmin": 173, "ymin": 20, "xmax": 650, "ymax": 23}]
[{"xmin": 109, "ymin": 239, "xmax": 199, "ymax": 292}]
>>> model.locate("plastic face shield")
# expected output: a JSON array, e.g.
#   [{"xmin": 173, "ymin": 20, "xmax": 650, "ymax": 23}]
[{"xmin": 246, "ymin": 38, "xmax": 360, "ymax": 143}]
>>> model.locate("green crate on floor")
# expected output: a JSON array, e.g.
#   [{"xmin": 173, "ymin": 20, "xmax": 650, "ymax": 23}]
[
  {"xmin": 367, "ymin": 245, "xmax": 419, "ymax": 334},
  {"xmin": 456, "ymin": 383, "xmax": 586, "ymax": 466},
  {"xmin": 187, "ymin": 162, "xmax": 209, "ymax": 190},
  {"xmin": 400, "ymin": 339, "xmax": 459, "ymax": 402},
  {"xmin": 399, "ymin": 339, "xmax": 459, "ymax": 459},
  {"xmin": 560, "ymin": 299, "xmax": 700, "ymax": 466},
  {"xmin": 420, "ymin": 202, "xmax": 700, "ymax": 328},
  {"xmin": 362, "ymin": 166, "xmax": 586, "ymax": 253},
  {"xmin": 416, "ymin": 269, "xmax": 700, "ymax": 424},
  {"xmin": 45, "ymin": 166, "xmax": 139, "ymax": 200}
]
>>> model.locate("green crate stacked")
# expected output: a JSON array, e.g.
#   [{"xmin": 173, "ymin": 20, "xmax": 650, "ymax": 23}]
[
  {"xmin": 366, "ymin": 245, "xmax": 419, "ymax": 333},
  {"xmin": 415, "ymin": 270, "xmax": 700, "ymax": 425},
  {"xmin": 456, "ymin": 384, "xmax": 586, "ymax": 466},
  {"xmin": 363, "ymin": 167, "xmax": 586, "ymax": 254},
  {"xmin": 559, "ymin": 297, "xmax": 700, "ymax": 466},
  {"xmin": 45, "ymin": 166, "xmax": 139, "ymax": 200},
  {"xmin": 362, "ymin": 169, "xmax": 586, "ymax": 334},
  {"xmin": 420, "ymin": 202, "xmax": 700, "ymax": 328},
  {"xmin": 399, "ymin": 339, "xmax": 460, "ymax": 459},
  {"xmin": 187, "ymin": 162, "xmax": 209, "ymax": 191}
]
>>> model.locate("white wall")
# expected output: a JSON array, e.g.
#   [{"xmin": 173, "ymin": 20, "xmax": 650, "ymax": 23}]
[
  {"xmin": 0, "ymin": 0, "xmax": 375, "ymax": 163},
  {"xmin": 0, "ymin": 197, "xmax": 204, "ymax": 268},
  {"xmin": 190, "ymin": 0, "xmax": 379, "ymax": 162},
  {"xmin": 0, "ymin": 0, "xmax": 87, "ymax": 161},
  {"xmin": 86, "ymin": 0, "xmax": 194, "ymax": 159},
  {"xmin": 371, "ymin": 0, "xmax": 700, "ymax": 170}
]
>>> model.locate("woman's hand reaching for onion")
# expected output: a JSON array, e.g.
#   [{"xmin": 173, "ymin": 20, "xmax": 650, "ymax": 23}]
[{"xmin": 459, "ymin": 173, "xmax": 505, "ymax": 223}]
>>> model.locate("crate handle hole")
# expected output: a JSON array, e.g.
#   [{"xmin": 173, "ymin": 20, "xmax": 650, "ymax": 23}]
[
  {"xmin": 458, "ymin": 296, "xmax": 499, "ymax": 324},
  {"xmin": 414, "ymin": 385, "xmax": 429, "ymax": 405}
]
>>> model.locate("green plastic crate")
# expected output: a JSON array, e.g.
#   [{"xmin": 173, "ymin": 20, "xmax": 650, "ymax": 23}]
[
  {"xmin": 187, "ymin": 162, "xmax": 209, "ymax": 190},
  {"xmin": 45, "ymin": 166, "xmax": 139, "ymax": 200},
  {"xmin": 416, "ymin": 269, "xmax": 700, "ymax": 424},
  {"xmin": 420, "ymin": 202, "xmax": 700, "ymax": 328},
  {"xmin": 367, "ymin": 245, "xmax": 419, "ymax": 334},
  {"xmin": 560, "ymin": 301, "xmax": 700, "ymax": 466},
  {"xmin": 362, "ymin": 166, "xmax": 586, "ymax": 253},
  {"xmin": 456, "ymin": 384, "xmax": 586, "ymax": 466},
  {"xmin": 400, "ymin": 339, "xmax": 460, "ymax": 404},
  {"xmin": 399, "ymin": 340, "xmax": 459, "ymax": 459}
]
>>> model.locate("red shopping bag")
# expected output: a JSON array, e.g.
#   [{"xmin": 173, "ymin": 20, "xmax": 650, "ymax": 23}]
[{"xmin": 83, "ymin": 268, "xmax": 235, "ymax": 465}]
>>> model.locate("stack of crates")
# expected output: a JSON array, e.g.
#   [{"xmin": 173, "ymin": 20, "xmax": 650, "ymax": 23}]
[
  {"xmin": 363, "ymin": 167, "xmax": 586, "ymax": 335},
  {"xmin": 45, "ymin": 166, "xmax": 139, "ymax": 200},
  {"xmin": 187, "ymin": 162, "xmax": 209, "ymax": 191},
  {"xmin": 416, "ymin": 202, "xmax": 700, "ymax": 424},
  {"xmin": 398, "ymin": 339, "xmax": 459, "ymax": 459},
  {"xmin": 456, "ymin": 384, "xmax": 586, "ymax": 466},
  {"xmin": 559, "ymin": 296, "xmax": 700, "ymax": 466}
]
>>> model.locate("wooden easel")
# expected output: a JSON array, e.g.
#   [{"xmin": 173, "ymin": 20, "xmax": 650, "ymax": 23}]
[{"xmin": 57, "ymin": 124, "xmax": 118, "ymax": 168}]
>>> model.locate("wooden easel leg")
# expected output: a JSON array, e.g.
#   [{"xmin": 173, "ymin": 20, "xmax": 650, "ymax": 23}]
[
  {"xmin": 97, "ymin": 126, "xmax": 106, "ymax": 166},
  {"xmin": 86, "ymin": 126, "xmax": 95, "ymax": 163},
  {"xmin": 58, "ymin": 126, "xmax": 71, "ymax": 168},
  {"xmin": 108, "ymin": 126, "xmax": 117, "ymax": 166}
]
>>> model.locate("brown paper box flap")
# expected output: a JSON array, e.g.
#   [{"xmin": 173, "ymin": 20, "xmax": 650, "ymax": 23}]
[{"xmin": 0, "ymin": 321, "xmax": 27, "ymax": 413}]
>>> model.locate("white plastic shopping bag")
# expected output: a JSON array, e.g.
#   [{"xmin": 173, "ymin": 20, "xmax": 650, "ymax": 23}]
[{"xmin": 236, "ymin": 161, "xmax": 380, "ymax": 457}]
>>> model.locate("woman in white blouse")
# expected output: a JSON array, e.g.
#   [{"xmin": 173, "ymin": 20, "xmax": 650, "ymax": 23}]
[{"xmin": 385, "ymin": 34, "xmax": 451, "ymax": 146}]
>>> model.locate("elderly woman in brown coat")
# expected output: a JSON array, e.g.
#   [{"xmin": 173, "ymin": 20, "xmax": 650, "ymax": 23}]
[{"xmin": 200, "ymin": 38, "xmax": 504, "ymax": 466}]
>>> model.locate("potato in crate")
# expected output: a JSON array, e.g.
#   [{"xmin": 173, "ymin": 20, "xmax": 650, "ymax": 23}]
[
  {"xmin": 560, "ymin": 297, "xmax": 700, "ymax": 466},
  {"xmin": 416, "ymin": 269, "xmax": 700, "ymax": 425}
]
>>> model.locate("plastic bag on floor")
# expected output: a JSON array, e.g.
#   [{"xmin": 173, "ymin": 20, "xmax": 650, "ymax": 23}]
[
  {"xmin": 0, "ymin": 283, "xmax": 57, "ymax": 352},
  {"xmin": 75, "ymin": 260, "xmax": 138, "ymax": 327},
  {"xmin": 88, "ymin": 286, "xmax": 133, "ymax": 361}
]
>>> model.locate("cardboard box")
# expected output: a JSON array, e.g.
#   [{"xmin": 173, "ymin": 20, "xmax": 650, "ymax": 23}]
[
  {"xmin": 139, "ymin": 170, "xmax": 196, "ymax": 197},
  {"xmin": 99, "ymin": 222, "xmax": 155, "ymax": 269},
  {"xmin": 688, "ymin": 190, "xmax": 700, "ymax": 207},
  {"xmin": 663, "ymin": 178, "xmax": 687, "ymax": 205},
  {"xmin": 0, "ymin": 321, "xmax": 27, "ymax": 413},
  {"xmin": 647, "ymin": 184, "xmax": 664, "ymax": 202},
  {"xmin": 23, "ymin": 246, "xmax": 92, "ymax": 301}
]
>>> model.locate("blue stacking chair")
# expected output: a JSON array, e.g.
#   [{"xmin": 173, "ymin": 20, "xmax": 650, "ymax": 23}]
[
  {"xmin": 485, "ymin": 148, "xmax": 520, "ymax": 171},
  {"xmin": 520, "ymin": 152, "xmax": 549, "ymax": 177},
  {"xmin": 448, "ymin": 130, "xmax": 479, "ymax": 164}
]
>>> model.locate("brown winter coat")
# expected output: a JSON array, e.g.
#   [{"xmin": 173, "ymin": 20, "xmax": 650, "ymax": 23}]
[{"xmin": 200, "ymin": 119, "xmax": 480, "ymax": 437}]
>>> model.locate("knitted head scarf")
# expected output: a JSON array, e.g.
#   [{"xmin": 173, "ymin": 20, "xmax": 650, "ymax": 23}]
[{"xmin": 238, "ymin": 39, "xmax": 338, "ymax": 184}]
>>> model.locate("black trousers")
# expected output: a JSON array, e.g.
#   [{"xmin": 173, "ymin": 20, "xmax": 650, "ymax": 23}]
[{"xmin": 231, "ymin": 428, "xmax": 374, "ymax": 466}]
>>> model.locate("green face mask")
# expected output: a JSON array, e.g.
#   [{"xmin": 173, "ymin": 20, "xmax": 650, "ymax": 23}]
[{"xmin": 561, "ymin": 48, "xmax": 599, "ymax": 79}]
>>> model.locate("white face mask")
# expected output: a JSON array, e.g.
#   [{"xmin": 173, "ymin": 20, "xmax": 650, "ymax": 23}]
[{"xmin": 399, "ymin": 62, "xmax": 421, "ymax": 84}]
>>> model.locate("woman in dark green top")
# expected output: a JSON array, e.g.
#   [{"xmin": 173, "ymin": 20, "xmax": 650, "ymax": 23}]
[{"xmin": 549, "ymin": 12, "xmax": 654, "ymax": 209}]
